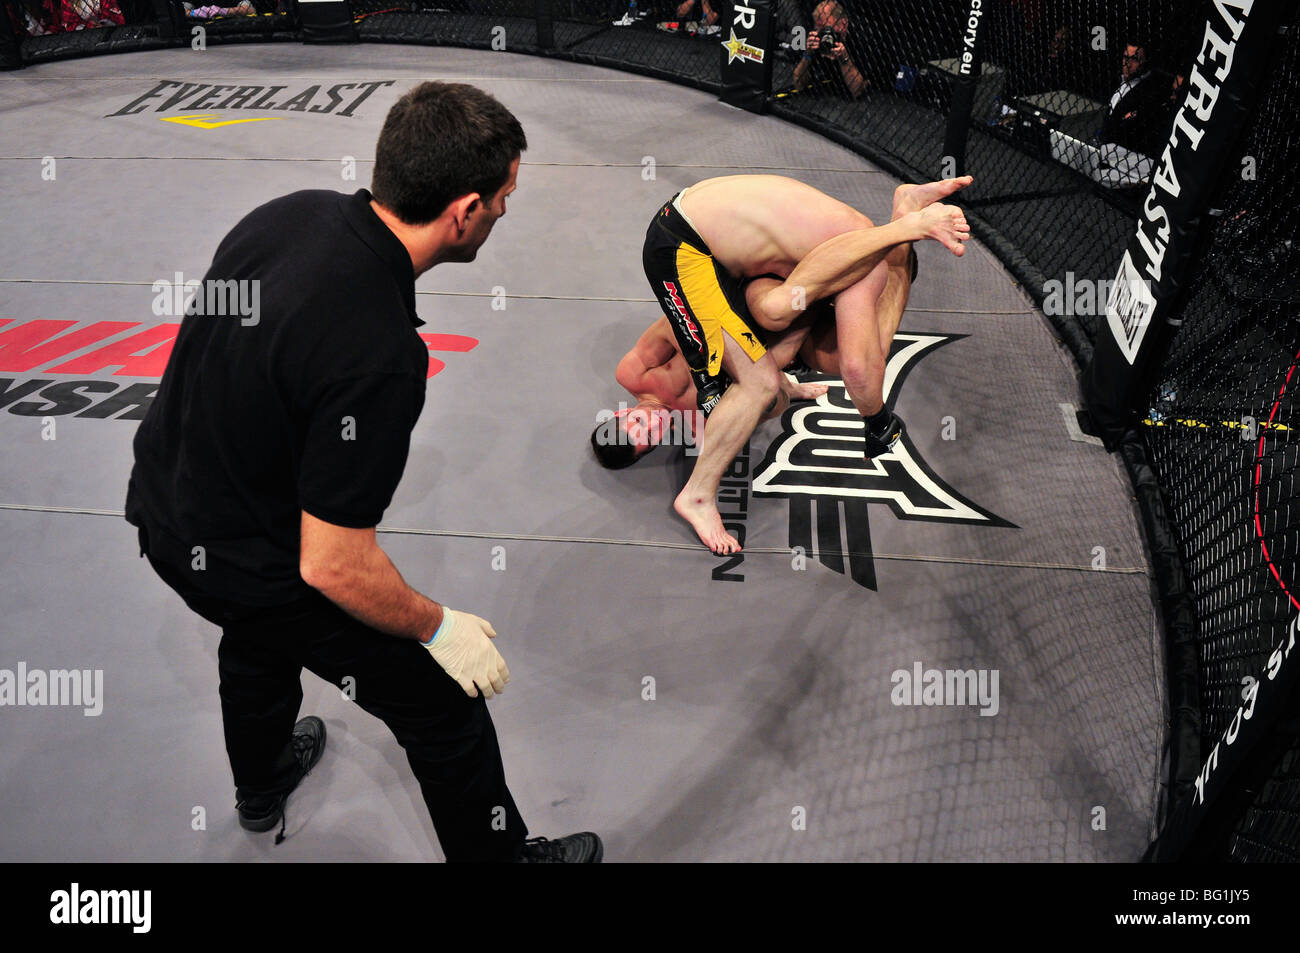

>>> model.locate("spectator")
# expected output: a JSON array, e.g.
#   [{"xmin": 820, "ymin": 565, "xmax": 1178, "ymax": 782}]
[
  {"xmin": 11, "ymin": 0, "xmax": 125, "ymax": 34},
  {"xmin": 1100, "ymin": 40, "xmax": 1165, "ymax": 153},
  {"xmin": 657, "ymin": 0, "xmax": 720, "ymax": 35},
  {"xmin": 9, "ymin": 0, "xmax": 56, "ymax": 34},
  {"xmin": 181, "ymin": 1, "xmax": 256, "ymax": 18},
  {"xmin": 1094, "ymin": 40, "xmax": 1167, "ymax": 186},
  {"xmin": 793, "ymin": 0, "xmax": 869, "ymax": 99},
  {"xmin": 991, "ymin": 2, "xmax": 1085, "ymax": 102},
  {"xmin": 1037, "ymin": 22, "xmax": 1082, "ymax": 93}
]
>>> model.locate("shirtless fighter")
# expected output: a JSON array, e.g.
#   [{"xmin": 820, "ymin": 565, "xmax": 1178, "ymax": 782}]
[{"xmin": 613, "ymin": 174, "xmax": 972, "ymax": 554}]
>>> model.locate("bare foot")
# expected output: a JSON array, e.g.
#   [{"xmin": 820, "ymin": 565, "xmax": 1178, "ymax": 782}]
[
  {"xmin": 910, "ymin": 203, "xmax": 970, "ymax": 256},
  {"xmin": 893, "ymin": 175, "xmax": 973, "ymax": 218},
  {"xmin": 784, "ymin": 376, "xmax": 829, "ymax": 401},
  {"xmin": 674, "ymin": 489, "xmax": 741, "ymax": 554}
]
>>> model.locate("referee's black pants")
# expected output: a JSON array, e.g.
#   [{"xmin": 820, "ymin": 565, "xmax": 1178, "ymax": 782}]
[{"xmin": 140, "ymin": 537, "xmax": 528, "ymax": 862}]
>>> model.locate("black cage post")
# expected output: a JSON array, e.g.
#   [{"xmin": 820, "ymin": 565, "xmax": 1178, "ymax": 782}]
[{"xmin": 941, "ymin": 0, "xmax": 991, "ymax": 176}]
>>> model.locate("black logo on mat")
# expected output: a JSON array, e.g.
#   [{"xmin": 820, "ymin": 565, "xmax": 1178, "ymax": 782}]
[{"xmin": 753, "ymin": 332, "xmax": 1015, "ymax": 589}]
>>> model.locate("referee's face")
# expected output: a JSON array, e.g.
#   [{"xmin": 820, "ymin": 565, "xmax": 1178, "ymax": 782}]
[{"xmin": 455, "ymin": 156, "xmax": 520, "ymax": 262}]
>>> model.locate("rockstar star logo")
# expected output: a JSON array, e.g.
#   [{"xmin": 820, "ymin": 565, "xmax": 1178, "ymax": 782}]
[{"xmin": 723, "ymin": 28, "xmax": 766, "ymax": 66}]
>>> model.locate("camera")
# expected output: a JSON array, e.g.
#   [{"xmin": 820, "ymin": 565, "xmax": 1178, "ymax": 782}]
[{"xmin": 818, "ymin": 28, "xmax": 840, "ymax": 55}]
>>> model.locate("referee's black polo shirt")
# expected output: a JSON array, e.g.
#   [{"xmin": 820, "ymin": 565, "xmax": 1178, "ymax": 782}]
[{"xmin": 126, "ymin": 188, "xmax": 429, "ymax": 608}]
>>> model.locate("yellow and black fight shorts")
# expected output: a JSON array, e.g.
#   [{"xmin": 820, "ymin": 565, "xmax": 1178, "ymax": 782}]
[{"xmin": 642, "ymin": 192, "xmax": 768, "ymax": 383}]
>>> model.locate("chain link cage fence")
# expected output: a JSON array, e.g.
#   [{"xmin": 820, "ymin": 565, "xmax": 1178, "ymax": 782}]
[
  {"xmin": 1228, "ymin": 713, "xmax": 1300, "ymax": 862},
  {"xmin": 2, "ymin": 0, "xmax": 1297, "ymax": 862},
  {"xmin": 1140, "ymin": 10, "xmax": 1299, "ymax": 862},
  {"xmin": 765, "ymin": 0, "xmax": 1299, "ymax": 861},
  {"xmin": 347, "ymin": 0, "xmax": 724, "ymax": 90},
  {"xmin": 765, "ymin": 0, "xmax": 1204, "ymax": 361}
]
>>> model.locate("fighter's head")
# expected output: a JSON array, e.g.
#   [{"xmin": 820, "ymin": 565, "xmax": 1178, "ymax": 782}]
[{"xmin": 590, "ymin": 403, "xmax": 671, "ymax": 469}]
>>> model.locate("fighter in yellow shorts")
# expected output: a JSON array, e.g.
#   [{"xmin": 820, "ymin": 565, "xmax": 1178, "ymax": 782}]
[{"xmin": 637, "ymin": 174, "xmax": 972, "ymax": 554}]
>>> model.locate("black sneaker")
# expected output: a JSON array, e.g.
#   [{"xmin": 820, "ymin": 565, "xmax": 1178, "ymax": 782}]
[
  {"xmin": 864, "ymin": 411, "xmax": 904, "ymax": 458},
  {"xmin": 236, "ymin": 715, "xmax": 326, "ymax": 842},
  {"xmin": 517, "ymin": 832, "xmax": 604, "ymax": 863}
]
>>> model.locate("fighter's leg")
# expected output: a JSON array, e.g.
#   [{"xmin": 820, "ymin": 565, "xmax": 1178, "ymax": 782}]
[
  {"xmin": 852, "ymin": 181, "xmax": 937, "ymax": 383},
  {"xmin": 833, "ymin": 264, "xmax": 892, "ymax": 418},
  {"xmin": 799, "ymin": 214, "xmax": 921, "ymax": 376},
  {"xmin": 745, "ymin": 219, "xmax": 911, "ymax": 333},
  {"xmin": 673, "ymin": 329, "xmax": 782, "ymax": 555},
  {"xmin": 794, "ymin": 251, "xmax": 917, "ymax": 380},
  {"xmin": 743, "ymin": 277, "xmax": 829, "ymax": 404},
  {"xmin": 872, "ymin": 187, "xmax": 923, "ymax": 354},
  {"xmin": 893, "ymin": 176, "xmax": 973, "ymax": 219},
  {"xmin": 798, "ymin": 313, "xmax": 840, "ymax": 375},
  {"xmin": 825, "ymin": 180, "xmax": 953, "ymax": 432},
  {"xmin": 830, "ymin": 254, "xmax": 913, "ymax": 423}
]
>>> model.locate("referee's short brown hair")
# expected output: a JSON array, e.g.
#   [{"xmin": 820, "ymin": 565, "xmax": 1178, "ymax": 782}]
[{"xmin": 371, "ymin": 82, "xmax": 527, "ymax": 226}]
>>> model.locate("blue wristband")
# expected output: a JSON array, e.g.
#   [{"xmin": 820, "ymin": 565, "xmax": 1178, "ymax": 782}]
[{"xmin": 422, "ymin": 607, "xmax": 454, "ymax": 645}]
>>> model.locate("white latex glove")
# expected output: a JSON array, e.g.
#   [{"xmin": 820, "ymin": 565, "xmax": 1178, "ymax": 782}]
[{"xmin": 420, "ymin": 608, "xmax": 509, "ymax": 699}]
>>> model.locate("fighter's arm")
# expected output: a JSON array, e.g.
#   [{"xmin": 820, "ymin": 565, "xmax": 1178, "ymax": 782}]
[
  {"xmin": 616, "ymin": 317, "xmax": 696, "ymax": 411},
  {"xmin": 749, "ymin": 205, "xmax": 967, "ymax": 331},
  {"xmin": 748, "ymin": 219, "xmax": 914, "ymax": 330}
]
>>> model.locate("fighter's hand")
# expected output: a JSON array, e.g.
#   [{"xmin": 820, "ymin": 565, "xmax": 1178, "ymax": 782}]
[
  {"xmin": 783, "ymin": 373, "xmax": 829, "ymax": 402},
  {"xmin": 831, "ymin": 42, "xmax": 848, "ymax": 61},
  {"xmin": 806, "ymin": 31, "xmax": 820, "ymax": 51},
  {"xmin": 913, "ymin": 203, "xmax": 970, "ymax": 256},
  {"xmin": 421, "ymin": 607, "xmax": 510, "ymax": 699}
]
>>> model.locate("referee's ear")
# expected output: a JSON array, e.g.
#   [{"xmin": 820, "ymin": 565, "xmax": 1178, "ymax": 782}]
[{"xmin": 447, "ymin": 193, "xmax": 481, "ymax": 232}]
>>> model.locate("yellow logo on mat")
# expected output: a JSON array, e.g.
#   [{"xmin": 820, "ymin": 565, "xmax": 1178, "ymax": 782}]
[{"xmin": 160, "ymin": 113, "xmax": 284, "ymax": 129}]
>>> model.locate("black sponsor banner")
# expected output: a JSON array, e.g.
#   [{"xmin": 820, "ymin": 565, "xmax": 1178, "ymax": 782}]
[
  {"xmin": 941, "ymin": 0, "xmax": 989, "ymax": 176},
  {"xmin": 0, "ymin": 0, "xmax": 22, "ymax": 71},
  {"xmin": 1081, "ymin": 0, "xmax": 1287, "ymax": 448},
  {"xmin": 719, "ymin": 0, "xmax": 774, "ymax": 114},
  {"xmin": 299, "ymin": 0, "xmax": 358, "ymax": 43},
  {"xmin": 1147, "ymin": 611, "xmax": 1300, "ymax": 861},
  {"xmin": 536, "ymin": 0, "xmax": 555, "ymax": 50}
]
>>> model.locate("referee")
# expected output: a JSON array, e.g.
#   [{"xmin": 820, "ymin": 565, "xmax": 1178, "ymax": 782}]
[{"xmin": 125, "ymin": 82, "xmax": 601, "ymax": 863}]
